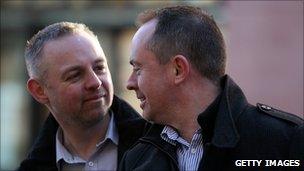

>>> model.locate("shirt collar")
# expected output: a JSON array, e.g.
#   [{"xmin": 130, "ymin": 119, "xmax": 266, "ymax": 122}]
[
  {"xmin": 160, "ymin": 126, "xmax": 178, "ymax": 146},
  {"xmin": 56, "ymin": 127, "xmax": 85, "ymax": 165},
  {"xmin": 97, "ymin": 110, "xmax": 119, "ymax": 146},
  {"xmin": 56, "ymin": 127, "xmax": 64, "ymax": 164},
  {"xmin": 55, "ymin": 110, "xmax": 119, "ymax": 164},
  {"xmin": 161, "ymin": 125, "xmax": 201, "ymax": 148}
]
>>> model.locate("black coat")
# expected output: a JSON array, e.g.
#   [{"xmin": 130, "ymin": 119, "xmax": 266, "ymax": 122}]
[
  {"xmin": 18, "ymin": 95, "xmax": 148, "ymax": 171},
  {"xmin": 119, "ymin": 75, "xmax": 304, "ymax": 171}
]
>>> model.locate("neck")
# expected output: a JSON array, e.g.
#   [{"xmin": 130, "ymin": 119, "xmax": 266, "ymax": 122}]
[
  {"xmin": 60, "ymin": 113, "xmax": 110, "ymax": 160},
  {"xmin": 169, "ymin": 77, "xmax": 220, "ymax": 142}
]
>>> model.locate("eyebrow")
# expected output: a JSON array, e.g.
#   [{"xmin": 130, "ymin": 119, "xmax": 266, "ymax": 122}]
[
  {"xmin": 61, "ymin": 58, "xmax": 106, "ymax": 77},
  {"xmin": 62, "ymin": 65, "xmax": 81, "ymax": 74},
  {"xmin": 94, "ymin": 58, "xmax": 105, "ymax": 64},
  {"xmin": 60, "ymin": 65, "xmax": 80, "ymax": 80},
  {"xmin": 129, "ymin": 59, "xmax": 141, "ymax": 66}
]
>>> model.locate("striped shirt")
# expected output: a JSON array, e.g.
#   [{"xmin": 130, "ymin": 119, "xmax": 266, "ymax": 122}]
[{"xmin": 161, "ymin": 126, "xmax": 204, "ymax": 171}]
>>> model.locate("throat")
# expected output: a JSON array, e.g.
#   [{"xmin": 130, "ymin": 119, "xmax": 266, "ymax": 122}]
[
  {"xmin": 171, "ymin": 117, "xmax": 201, "ymax": 143},
  {"xmin": 61, "ymin": 112, "xmax": 111, "ymax": 160}
]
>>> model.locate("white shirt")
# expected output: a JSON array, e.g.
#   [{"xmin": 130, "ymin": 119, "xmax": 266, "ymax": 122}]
[{"xmin": 56, "ymin": 112, "xmax": 119, "ymax": 171}]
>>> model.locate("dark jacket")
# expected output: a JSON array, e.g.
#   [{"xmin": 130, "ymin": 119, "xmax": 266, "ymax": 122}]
[
  {"xmin": 18, "ymin": 95, "xmax": 148, "ymax": 171},
  {"xmin": 119, "ymin": 75, "xmax": 304, "ymax": 171}
]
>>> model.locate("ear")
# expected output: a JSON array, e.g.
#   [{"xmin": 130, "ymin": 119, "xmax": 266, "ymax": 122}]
[
  {"xmin": 171, "ymin": 55, "xmax": 190, "ymax": 84},
  {"xmin": 27, "ymin": 78, "xmax": 49, "ymax": 104}
]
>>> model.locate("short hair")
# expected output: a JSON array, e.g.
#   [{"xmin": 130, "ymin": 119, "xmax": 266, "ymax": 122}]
[
  {"xmin": 136, "ymin": 5, "xmax": 226, "ymax": 84},
  {"xmin": 25, "ymin": 22, "xmax": 97, "ymax": 79}
]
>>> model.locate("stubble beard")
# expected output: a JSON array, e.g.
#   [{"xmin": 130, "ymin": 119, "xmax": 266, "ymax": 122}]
[{"xmin": 73, "ymin": 104, "xmax": 109, "ymax": 128}]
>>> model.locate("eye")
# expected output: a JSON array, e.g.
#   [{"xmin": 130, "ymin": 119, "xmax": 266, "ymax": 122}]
[
  {"xmin": 94, "ymin": 65, "xmax": 106, "ymax": 74},
  {"xmin": 65, "ymin": 72, "xmax": 81, "ymax": 81},
  {"xmin": 133, "ymin": 67, "xmax": 141, "ymax": 75}
]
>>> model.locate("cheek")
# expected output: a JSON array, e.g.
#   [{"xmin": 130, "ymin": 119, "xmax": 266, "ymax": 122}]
[
  {"xmin": 54, "ymin": 85, "xmax": 82, "ymax": 102},
  {"xmin": 141, "ymin": 69, "xmax": 163, "ymax": 84},
  {"xmin": 138, "ymin": 73, "xmax": 157, "ymax": 94},
  {"xmin": 137, "ymin": 75, "xmax": 146, "ymax": 90},
  {"xmin": 100, "ymin": 74, "xmax": 113, "ymax": 93},
  {"xmin": 60, "ymin": 90, "xmax": 81, "ymax": 105}
]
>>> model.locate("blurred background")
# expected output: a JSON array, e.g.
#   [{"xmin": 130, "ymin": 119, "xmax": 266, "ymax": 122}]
[{"xmin": 1, "ymin": 0, "xmax": 303, "ymax": 170}]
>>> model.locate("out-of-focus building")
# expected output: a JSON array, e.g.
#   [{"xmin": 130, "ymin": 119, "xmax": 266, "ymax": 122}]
[{"xmin": 1, "ymin": 1, "xmax": 302, "ymax": 170}]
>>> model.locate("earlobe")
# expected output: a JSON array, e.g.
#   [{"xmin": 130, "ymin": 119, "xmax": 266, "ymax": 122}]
[
  {"xmin": 172, "ymin": 55, "xmax": 190, "ymax": 84},
  {"xmin": 27, "ymin": 79, "xmax": 49, "ymax": 104}
]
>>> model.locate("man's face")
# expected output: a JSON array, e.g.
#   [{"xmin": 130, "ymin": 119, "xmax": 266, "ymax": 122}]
[
  {"xmin": 41, "ymin": 32, "xmax": 114, "ymax": 127},
  {"xmin": 127, "ymin": 20, "xmax": 173, "ymax": 123}
]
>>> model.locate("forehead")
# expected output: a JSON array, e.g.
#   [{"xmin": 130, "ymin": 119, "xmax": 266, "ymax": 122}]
[
  {"xmin": 43, "ymin": 33, "xmax": 105, "ymax": 60},
  {"xmin": 41, "ymin": 33, "xmax": 107, "ymax": 74},
  {"xmin": 46, "ymin": 32, "xmax": 102, "ymax": 52},
  {"xmin": 132, "ymin": 19, "xmax": 157, "ymax": 49},
  {"xmin": 130, "ymin": 19, "xmax": 157, "ymax": 64}
]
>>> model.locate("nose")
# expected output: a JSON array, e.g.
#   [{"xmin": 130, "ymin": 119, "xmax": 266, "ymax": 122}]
[
  {"xmin": 85, "ymin": 71, "xmax": 102, "ymax": 91},
  {"xmin": 126, "ymin": 72, "xmax": 137, "ymax": 90}
]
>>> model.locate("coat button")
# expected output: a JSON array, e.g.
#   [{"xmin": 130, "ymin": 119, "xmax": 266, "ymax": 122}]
[
  {"xmin": 88, "ymin": 161, "xmax": 94, "ymax": 167},
  {"xmin": 261, "ymin": 104, "xmax": 271, "ymax": 110}
]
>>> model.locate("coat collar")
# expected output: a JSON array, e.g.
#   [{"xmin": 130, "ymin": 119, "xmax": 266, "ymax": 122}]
[
  {"xmin": 198, "ymin": 75, "xmax": 248, "ymax": 148},
  {"xmin": 142, "ymin": 75, "xmax": 248, "ymax": 151},
  {"xmin": 111, "ymin": 96, "xmax": 147, "ymax": 162},
  {"xmin": 24, "ymin": 95, "xmax": 145, "ymax": 165},
  {"xmin": 140, "ymin": 124, "xmax": 178, "ymax": 166}
]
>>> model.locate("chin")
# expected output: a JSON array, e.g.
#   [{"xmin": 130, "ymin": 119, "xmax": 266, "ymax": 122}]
[{"xmin": 81, "ymin": 114, "xmax": 104, "ymax": 127}]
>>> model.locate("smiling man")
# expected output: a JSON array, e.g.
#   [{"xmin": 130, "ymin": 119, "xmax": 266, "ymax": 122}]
[
  {"xmin": 120, "ymin": 6, "xmax": 304, "ymax": 171},
  {"xmin": 18, "ymin": 22, "xmax": 147, "ymax": 171}
]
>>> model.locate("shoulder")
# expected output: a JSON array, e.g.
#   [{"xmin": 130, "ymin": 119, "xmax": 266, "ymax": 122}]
[
  {"xmin": 255, "ymin": 103, "xmax": 303, "ymax": 126},
  {"xmin": 18, "ymin": 115, "xmax": 58, "ymax": 170},
  {"xmin": 236, "ymin": 103, "xmax": 303, "ymax": 139},
  {"xmin": 27, "ymin": 114, "xmax": 58, "ymax": 157},
  {"xmin": 231, "ymin": 104, "xmax": 303, "ymax": 157},
  {"xmin": 252, "ymin": 106, "xmax": 304, "ymax": 159},
  {"xmin": 239, "ymin": 103, "xmax": 303, "ymax": 126}
]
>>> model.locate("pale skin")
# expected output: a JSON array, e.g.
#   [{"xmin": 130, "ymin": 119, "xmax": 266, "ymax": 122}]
[
  {"xmin": 27, "ymin": 32, "xmax": 113, "ymax": 160},
  {"xmin": 127, "ymin": 19, "xmax": 220, "ymax": 142}
]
